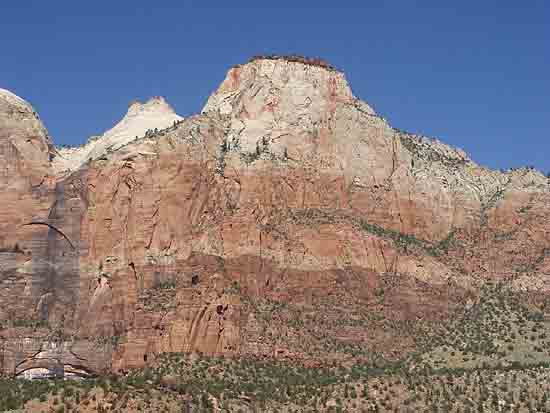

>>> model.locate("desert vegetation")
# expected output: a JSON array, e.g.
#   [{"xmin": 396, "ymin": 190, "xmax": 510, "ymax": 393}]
[
  {"xmin": 6, "ymin": 352, "xmax": 550, "ymax": 412},
  {"xmin": 234, "ymin": 54, "xmax": 341, "ymax": 72}
]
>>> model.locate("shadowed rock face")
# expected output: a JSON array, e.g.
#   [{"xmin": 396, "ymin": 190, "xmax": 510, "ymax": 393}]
[{"xmin": 1, "ymin": 58, "xmax": 550, "ymax": 377}]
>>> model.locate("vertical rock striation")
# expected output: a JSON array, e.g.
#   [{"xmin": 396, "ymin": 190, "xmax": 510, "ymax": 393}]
[{"xmin": 1, "ymin": 57, "xmax": 550, "ymax": 376}]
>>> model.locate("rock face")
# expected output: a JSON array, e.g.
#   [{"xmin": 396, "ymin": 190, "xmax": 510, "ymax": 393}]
[
  {"xmin": 0, "ymin": 88, "xmax": 54, "ymax": 192},
  {"xmin": 0, "ymin": 87, "xmax": 55, "ymax": 304},
  {"xmin": 53, "ymin": 96, "xmax": 183, "ymax": 173},
  {"xmin": 1, "ymin": 57, "xmax": 550, "ymax": 377}
]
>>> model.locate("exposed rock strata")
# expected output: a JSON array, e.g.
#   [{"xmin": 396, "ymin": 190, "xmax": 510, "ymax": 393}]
[
  {"xmin": 53, "ymin": 96, "xmax": 183, "ymax": 174},
  {"xmin": 1, "ymin": 58, "xmax": 549, "ymax": 377}
]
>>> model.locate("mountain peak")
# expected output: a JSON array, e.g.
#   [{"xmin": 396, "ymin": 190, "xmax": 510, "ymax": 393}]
[
  {"xmin": 0, "ymin": 88, "xmax": 53, "ymax": 187},
  {"xmin": 0, "ymin": 88, "xmax": 38, "ymax": 116},
  {"xmin": 126, "ymin": 96, "xmax": 176, "ymax": 117},
  {"xmin": 53, "ymin": 96, "xmax": 183, "ymax": 173},
  {"xmin": 202, "ymin": 55, "xmax": 369, "ymax": 153},
  {"xmin": 203, "ymin": 55, "xmax": 358, "ymax": 117},
  {"xmin": 233, "ymin": 55, "xmax": 346, "ymax": 90}
]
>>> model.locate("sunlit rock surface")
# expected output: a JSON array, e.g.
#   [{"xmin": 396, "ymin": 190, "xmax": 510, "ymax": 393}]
[{"xmin": 1, "ymin": 57, "xmax": 550, "ymax": 377}]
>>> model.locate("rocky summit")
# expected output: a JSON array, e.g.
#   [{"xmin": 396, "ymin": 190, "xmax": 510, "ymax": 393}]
[
  {"xmin": 2, "ymin": 56, "xmax": 550, "ymax": 410},
  {"xmin": 53, "ymin": 96, "xmax": 183, "ymax": 174}
]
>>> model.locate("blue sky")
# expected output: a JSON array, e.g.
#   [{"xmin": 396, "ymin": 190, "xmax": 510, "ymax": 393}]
[{"xmin": 1, "ymin": 1, "xmax": 548, "ymax": 172}]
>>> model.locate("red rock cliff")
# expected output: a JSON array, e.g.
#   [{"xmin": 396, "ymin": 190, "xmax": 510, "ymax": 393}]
[{"xmin": 1, "ymin": 59, "xmax": 549, "ymax": 377}]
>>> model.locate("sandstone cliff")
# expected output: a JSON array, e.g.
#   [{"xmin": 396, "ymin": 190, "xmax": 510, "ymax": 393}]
[
  {"xmin": 1, "ymin": 57, "xmax": 549, "ymax": 378},
  {"xmin": 53, "ymin": 96, "xmax": 183, "ymax": 174}
]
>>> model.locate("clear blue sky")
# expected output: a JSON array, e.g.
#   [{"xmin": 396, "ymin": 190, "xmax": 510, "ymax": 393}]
[{"xmin": 2, "ymin": 1, "xmax": 548, "ymax": 172}]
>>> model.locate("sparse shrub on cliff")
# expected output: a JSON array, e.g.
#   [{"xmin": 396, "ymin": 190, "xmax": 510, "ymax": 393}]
[
  {"xmin": 240, "ymin": 146, "xmax": 262, "ymax": 165},
  {"xmin": 359, "ymin": 218, "xmax": 433, "ymax": 254},
  {"xmin": 220, "ymin": 138, "xmax": 228, "ymax": 153},
  {"xmin": 138, "ymin": 278, "xmax": 178, "ymax": 312},
  {"xmin": 216, "ymin": 139, "xmax": 229, "ymax": 175},
  {"xmin": 157, "ymin": 280, "xmax": 176, "ymax": 290},
  {"xmin": 243, "ymin": 54, "xmax": 341, "ymax": 72},
  {"xmin": 10, "ymin": 318, "xmax": 49, "ymax": 329},
  {"xmin": 224, "ymin": 281, "xmax": 241, "ymax": 294}
]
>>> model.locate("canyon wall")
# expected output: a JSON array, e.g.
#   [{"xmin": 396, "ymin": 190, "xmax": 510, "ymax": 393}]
[{"xmin": 1, "ymin": 58, "xmax": 549, "ymax": 377}]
